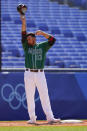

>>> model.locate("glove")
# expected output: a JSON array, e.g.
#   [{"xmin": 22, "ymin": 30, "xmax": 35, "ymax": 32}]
[{"xmin": 17, "ymin": 4, "xmax": 27, "ymax": 15}]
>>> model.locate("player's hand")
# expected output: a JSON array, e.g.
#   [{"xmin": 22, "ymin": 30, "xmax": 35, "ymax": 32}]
[{"xmin": 35, "ymin": 30, "xmax": 44, "ymax": 36}]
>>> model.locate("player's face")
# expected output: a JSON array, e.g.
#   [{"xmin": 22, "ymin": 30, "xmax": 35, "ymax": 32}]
[{"xmin": 27, "ymin": 36, "xmax": 36, "ymax": 46}]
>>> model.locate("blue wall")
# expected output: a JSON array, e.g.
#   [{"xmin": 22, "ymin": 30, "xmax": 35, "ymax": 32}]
[{"xmin": 0, "ymin": 72, "xmax": 87, "ymax": 120}]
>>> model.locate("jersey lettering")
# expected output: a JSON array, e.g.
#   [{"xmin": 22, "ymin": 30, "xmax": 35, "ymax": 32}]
[
  {"xmin": 28, "ymin": 48, "xmax": 42, "ymax": 60},
  {"xmin": 36, "ymin": 54, "xmax": 42, "ymax": 60}
]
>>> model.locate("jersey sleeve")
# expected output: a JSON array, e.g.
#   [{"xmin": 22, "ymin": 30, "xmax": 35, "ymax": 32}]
[
  {"xmin": 21, "ymin": 31, "xmax": 28, "ymax": 51},
  {"xmin": 41, "ymin": 36, "xmax": 56, "ymax": 52}
]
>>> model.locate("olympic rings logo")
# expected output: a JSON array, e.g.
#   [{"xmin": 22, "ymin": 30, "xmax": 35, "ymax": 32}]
[{"xmin": 1, "ymin": 83, "xmax": 39, "ymax": 110}]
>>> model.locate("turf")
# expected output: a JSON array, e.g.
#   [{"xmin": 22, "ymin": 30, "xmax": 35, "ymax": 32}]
[{"xmin": 0, "ymin": 126, "xmax": 87, "ymax": 131}]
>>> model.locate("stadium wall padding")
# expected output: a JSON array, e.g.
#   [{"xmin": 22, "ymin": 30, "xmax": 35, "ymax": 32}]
[{"xmin": 0, "ymin": 72, "xmax": 87, "ymax": 120}]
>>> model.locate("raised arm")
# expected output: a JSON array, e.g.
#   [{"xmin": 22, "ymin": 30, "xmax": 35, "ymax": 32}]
[
  {"xmin": 35, "ymin": 30, "xmax": 56, "ymax": 46},
  {"xmin": 20, "ymin": 15, "xmax": 26, "ymax": 32},
  {"xmin": 35, "ymin": 30, "xmax": 50, "ymax": 39},
  {"xmin": 20, "ymin": 15, "xmax": 27, "ymax": 43}
]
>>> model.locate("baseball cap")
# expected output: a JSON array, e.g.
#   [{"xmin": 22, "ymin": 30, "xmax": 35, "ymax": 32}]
[{"xmin": 26, "ymin": 33, "xmax": 36, "ymax": 37}]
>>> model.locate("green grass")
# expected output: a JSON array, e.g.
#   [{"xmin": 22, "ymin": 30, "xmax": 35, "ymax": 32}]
[{"xmin": 0, "ymin": 126, "xmax": 87, "ymax": 131}]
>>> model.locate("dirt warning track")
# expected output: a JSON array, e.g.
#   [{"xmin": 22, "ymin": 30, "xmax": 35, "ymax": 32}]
[{"xmin": 0, "ymin": 120, "xmax": 87, "ymax": 127}]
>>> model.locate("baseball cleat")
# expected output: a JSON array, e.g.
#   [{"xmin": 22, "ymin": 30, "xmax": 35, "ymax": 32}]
[
  {"xmin": 48, "ymin": 118, "xmax": 61, "ymax": 124},
  {"xmin": 27, "ymin": 120, "xmax": 36, "ymax": 124}
]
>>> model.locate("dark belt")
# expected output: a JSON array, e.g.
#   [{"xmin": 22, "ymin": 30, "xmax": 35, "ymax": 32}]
[{"xmin": 26, "ymin": 69, "xmax": 43, "ymax": 72}]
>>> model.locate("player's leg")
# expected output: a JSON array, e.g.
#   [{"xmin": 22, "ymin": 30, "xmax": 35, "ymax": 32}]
[
  {"xmin": 36, "ymin": 71, "xmax": 54, "ymax": 121},
  {"xmin": 24, "ymin": 71, "xmax": 36, "ymax": 123}
]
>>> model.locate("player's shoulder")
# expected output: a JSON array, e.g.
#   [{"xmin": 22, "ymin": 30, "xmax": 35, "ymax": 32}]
[{"xmin": 37, "ymin": 41, "xmax": 48, "ymax": 46}]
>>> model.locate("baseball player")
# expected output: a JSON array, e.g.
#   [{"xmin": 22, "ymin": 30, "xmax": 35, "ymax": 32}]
[{"xmin": 17, "ymin": 4, "xmax": 60, "ymax": 124}]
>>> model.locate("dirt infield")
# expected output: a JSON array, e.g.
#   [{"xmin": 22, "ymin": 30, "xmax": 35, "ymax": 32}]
[{"xmin": 0, "ymin": 120, "xmax": 87, "ymax": 127}]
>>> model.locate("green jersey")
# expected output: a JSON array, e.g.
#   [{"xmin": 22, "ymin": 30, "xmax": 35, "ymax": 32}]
[{"xmin": 22, "ymin": 31, "xmax": 56, "ymax": 69}]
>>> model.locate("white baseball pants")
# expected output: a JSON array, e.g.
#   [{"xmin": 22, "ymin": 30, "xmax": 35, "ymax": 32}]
[{"xmin": 24, "ymin": 70, "xmax": 54, "ymax": 121}]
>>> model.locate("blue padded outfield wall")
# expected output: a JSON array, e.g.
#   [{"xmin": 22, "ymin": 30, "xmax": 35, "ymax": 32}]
[{"xmin": 0, "ymin": 72, "xmax": 87, "ymax": 120}]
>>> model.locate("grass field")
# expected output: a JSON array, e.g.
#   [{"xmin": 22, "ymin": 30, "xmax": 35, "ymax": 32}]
[{"xmin": 0, "ymin": 126, "xmax": 87, "ymax": 131}]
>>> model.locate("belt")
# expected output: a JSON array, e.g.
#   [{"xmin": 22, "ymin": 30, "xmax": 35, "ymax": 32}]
[{"xmin": 26, "ymin": 69, "xmax": 43, "ymax": 72}]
